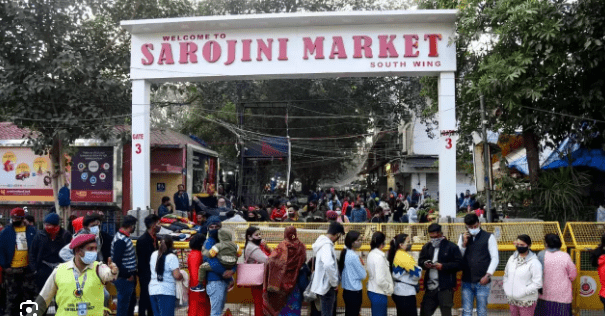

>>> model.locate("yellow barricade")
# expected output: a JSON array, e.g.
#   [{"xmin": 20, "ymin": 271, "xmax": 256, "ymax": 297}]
[
  {"xmin": 564, "ymin": 222, "xmax": 605, "ymax": 315},
  {"xmin": 165, "ymin": 221, "xmax": 563, "ymax": 311}
]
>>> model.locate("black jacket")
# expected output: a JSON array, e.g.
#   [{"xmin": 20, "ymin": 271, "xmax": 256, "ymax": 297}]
[
  {"xmin": 418, "ymin": 238, "xmax": 463, "ymax": 291},
  {"xmin": 136, "ymin": 231, "xmax": 158, "ymax": 281},
  {"xmin": 100, "ymin": 231, "xmax": 113, "ymax": 264},
  {"xmin": 29, "ymin": 228, "xmax": 72, "ymax": 289}
]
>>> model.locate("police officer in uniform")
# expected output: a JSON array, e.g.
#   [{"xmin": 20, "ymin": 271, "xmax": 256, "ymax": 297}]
[{"xmin": 33, "ymin": 234, "xmax": 118, "ymax": 316}]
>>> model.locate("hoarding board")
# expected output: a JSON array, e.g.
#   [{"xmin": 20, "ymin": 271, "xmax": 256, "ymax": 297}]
[
  {"xmin": 0, "ymin": 148, "xmax": 53, "ymax": 201},
  {"xmin": 192, "ymin": 150, "xmax": 217, "ymax": 196},
  {"xmin": 70, "ymin": 147, "xmax": 114, "ymax": 202}
]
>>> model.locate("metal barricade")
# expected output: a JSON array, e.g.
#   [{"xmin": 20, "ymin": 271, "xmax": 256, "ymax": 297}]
[{"xmin": 564, "ymin": 222, "xmax": 605, "ymax": 316}]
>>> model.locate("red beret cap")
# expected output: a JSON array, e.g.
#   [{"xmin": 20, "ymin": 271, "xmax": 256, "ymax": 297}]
[
  {"xmin": 10, "ymin": 207, "xmax": 25, "ymax": 217},
  {"xmin": 70, "ymin": 234, "xmax": 96, "ymax": 249}
]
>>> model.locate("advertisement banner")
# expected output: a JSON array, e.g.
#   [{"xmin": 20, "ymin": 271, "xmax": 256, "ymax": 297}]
[
  {"xmin": 70, "ymin": 147, "xmax": 114, "ymax": 202},
  {"xmin": 0, "ymin": 148, "xmax": 53, "ymax": 201},
  {"xmin": 192, "ymin": 151, "xmax": 217, "ymax": 196}
]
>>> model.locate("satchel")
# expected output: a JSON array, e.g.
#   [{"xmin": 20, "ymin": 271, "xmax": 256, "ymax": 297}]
[{"xmin": 236, "ymin": 263, "xmax": 265, "ymax": 287}]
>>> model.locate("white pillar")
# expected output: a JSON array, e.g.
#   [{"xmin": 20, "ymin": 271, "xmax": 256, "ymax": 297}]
[
  {"xmin": 438, "ymin": 72, "xmax": 457, "ymax": 218},
  {"xmin": 131, "ymin": 80, "xmax": 151, "ymax": 211}
]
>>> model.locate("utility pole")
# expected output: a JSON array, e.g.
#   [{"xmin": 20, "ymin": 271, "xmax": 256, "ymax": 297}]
[{"xmin": 480, "ymin": 95, "xmax": 492, "ymax": 222}]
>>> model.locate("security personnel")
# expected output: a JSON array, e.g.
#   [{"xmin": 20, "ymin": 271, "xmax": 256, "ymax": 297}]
[{"xmin": 34, "ymin": 234, "xmax": 118, "ymax": 316}]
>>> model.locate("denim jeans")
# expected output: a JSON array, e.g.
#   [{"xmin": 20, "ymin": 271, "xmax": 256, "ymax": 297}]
[
  {"xmin": 319, "ymin": 288, "xmax": 337, "ymax": 316},
  {"xmin": 150, "ymin": 294, "xmax": 176, "ymax": 316},
  {"xmin": 367, "ymin": 291, "xmax": 388, "ymax": 316},
  {"xmin": 461, "ymin": 282, "xmax": 491, "ymax": 316},
  {"xmin": 207, "ymin": 280, "xmax": 229, "ymax": 316},
  {"xmin": 114, "ymin": 278, "xmax": 136, "ymax": 316}
]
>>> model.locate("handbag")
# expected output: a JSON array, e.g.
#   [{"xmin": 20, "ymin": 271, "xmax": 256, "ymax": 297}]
[
  {"xmin": 236, "ymin": 263, "xmax": 265, "ymax": 287},
  {"xmin": 303, "ymin": 258, "xmax": 317, "ymax": 302},
  {"xmin": 237, "ymin": 247, "xmax": 266, "ymax": 287}
]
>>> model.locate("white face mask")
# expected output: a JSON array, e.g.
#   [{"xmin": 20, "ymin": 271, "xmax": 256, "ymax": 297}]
[
  {"xmin": 336, "ymin": 211, "xmax": 342, "ymax": 216},
  {"xmin": 468, "ymin": 227, "xmax": 480, "ymax": 236}
]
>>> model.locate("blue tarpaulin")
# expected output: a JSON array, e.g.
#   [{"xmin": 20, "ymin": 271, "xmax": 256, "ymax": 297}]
[
  {"xmin": 244, "ymin": 137, "xmax": 289, "ymax": 158},
  {"xmin": 542, "ymin": 148, "xmax": 605, "ymax": 172},
  {"xmin": 508, "ymin": 138, "xmax": 581, "ymax": 175}
]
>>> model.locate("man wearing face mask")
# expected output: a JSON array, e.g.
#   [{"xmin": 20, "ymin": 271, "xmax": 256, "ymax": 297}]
[
  {"xmin": 418, "ymin": 223, "xmax": 463, "ymax": 316},
  {"xmin": 311, "ymin": 222, "xmax": 345, "ymax": 316},
  {"xmin": 30, "ymin": 213, "xmax": 73, "ymax": 296},
  {"xmin": 60, "ymin": 214, "xmax": 110, "ymax": 263},
  {"xmin": 457, "ymin": 214, "xmax": 499, "ymax": 316},
  {"xmin": 0, "ymin": 207, "xmax": 37, "ymax": 316},
  {"xmin": 136, "ymin": 214, "xmax": 161, "ymax": 316},
  {"xmin": 111, "ymin": 216, "xmax": 138, "ymax": 316},
  {"xmin": 33, "ymin": 234, "xmax": 119, "ymax": 316}
]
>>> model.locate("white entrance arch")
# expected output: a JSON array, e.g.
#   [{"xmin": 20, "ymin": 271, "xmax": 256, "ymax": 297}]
[{"xmin": 121, "ymin": 10, "xmax": 458, "ymax": 217}]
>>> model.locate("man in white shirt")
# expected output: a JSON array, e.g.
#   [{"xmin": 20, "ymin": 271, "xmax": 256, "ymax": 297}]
[
  {"xmin": 457, "ymin": 214, "xmax": 499, "ymax": 316},
  {"xmin": 311, "ymin": 222, "xmax": 345, "ymax": 316}
]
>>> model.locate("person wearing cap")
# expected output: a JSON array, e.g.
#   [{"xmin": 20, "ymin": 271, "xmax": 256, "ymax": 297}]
[
  {"xmin": 0, "ymin": 207, "xmax": 37, "ymax": 316},
  {"xmin": 30, "ymin": 213, "xmax": 73, "ymax": 294},
  {"xmin": 111, "ymin": 215, "xmax": 138, "ymax": 316},
  {"xmin": 34, "ymin": 234, "xmax": 119, "ymax": 316}
]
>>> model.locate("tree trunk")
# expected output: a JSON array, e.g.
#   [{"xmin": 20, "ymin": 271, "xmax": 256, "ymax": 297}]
[
  {"xmin": 50, "ymin": 136, "xmax": 69, "ymax": 227},
  {"xmin": 523, "ymin": 128, "xmax": 540, "ymax": 188}
]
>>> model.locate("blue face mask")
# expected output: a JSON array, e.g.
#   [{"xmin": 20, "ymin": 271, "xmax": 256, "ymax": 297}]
[
  {"xmin": 81, "ymin": 251, "xmax": 97, "ymax": 265},
  {"xmin": 208, "ymin": 229, "xmax": 219, "ymax": 240},
  {"xmin": 89, "ymin": 226, "xmax": 100, "ymax": 235}
]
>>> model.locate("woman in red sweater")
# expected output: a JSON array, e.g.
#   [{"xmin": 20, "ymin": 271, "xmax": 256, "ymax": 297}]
[
  {"xmin": 188, "ymin": 234, "xmax": 210, "ymax": 316},
  {"xmin": 592, "ymin": 233, "xmax": 605, "ymax": 312}
]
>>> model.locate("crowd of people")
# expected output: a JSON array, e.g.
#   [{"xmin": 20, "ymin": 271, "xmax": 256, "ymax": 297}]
[{"xmin": 0, "ymin": 201, "xmax": 588, "ymax": 316}]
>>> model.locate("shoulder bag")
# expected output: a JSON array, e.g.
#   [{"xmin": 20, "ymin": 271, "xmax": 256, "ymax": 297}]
[{"xmin": 236, "ymin": 248, "xmax": 265, "ymax": 287}]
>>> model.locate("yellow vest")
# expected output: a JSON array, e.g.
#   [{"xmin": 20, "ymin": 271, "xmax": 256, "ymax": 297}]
[{"xmin": 55, "ymin": 261, "xmax": 105, "ymax": 316}]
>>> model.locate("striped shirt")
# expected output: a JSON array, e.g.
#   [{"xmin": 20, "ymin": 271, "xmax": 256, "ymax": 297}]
[{"xmin": 111, "ymin": 231, "xmax": 137, "ymax": 278}]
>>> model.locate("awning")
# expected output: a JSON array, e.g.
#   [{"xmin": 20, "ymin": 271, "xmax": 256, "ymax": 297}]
[{"xmin": 542, "ymin": 148, "xmax": 605, "ymax": 172}]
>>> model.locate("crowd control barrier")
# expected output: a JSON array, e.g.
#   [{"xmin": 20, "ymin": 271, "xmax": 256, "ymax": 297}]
[
  {"xmin": 141, "ymin": 221, "xmax": 562, "ymax": 316},
  {"xmin": 564, "ymin": 222, "xmax": 605, "ymax": 316}
]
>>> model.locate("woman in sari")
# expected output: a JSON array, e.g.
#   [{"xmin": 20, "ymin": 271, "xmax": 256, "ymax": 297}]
[{"xmin": 263, "ymin": 226, "xmax": 308, "ymax": 316}]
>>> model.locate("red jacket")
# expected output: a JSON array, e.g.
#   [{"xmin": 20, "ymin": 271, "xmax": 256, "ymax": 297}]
[
  {"xmin": 188, "ymin": 249, "xmax": 210, "ymax": 316},
  {"xmin": 270, "ymin": 207, "xmax": 286, "ymax": 221},
  {"xmin": 598, "ymin": 255, "xmax": 605, "ymax": 298}
]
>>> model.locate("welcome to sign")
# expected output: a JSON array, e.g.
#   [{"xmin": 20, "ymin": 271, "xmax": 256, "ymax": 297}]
[
  {"xmin": 123, "ymin": 11, "xmax": 457, "ymax": 82},
  {"xmin": 122, "ymin": 10, "xmax": 459, "ymax": 218}
]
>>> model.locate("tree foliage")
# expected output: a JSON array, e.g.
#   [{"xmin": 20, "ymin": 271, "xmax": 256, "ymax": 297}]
[
  {"xmin": 419, "ymin": 0, "xmax": 605, "ymax": 190},
  {"xmin": 0, "ymin": 0, "xmax": 195, "ymax": 212}
]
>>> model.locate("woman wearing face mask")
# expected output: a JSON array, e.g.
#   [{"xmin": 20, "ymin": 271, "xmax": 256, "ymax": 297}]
[
  {"xmin": 335, "ymin": 207, "xmax": 350, "ymax": 223},
  {"xmin": 387, "ymin": 234, "xmax": 421, "ymax": 316},
  {"xmin": 502, "ymin": 234, "xmax": 542, "ymax": 316},
  {"xmin": 367, "ymin": 231, "xmax": 394, "ymax": 316},
  {"xmin": 149, "ymin": 236, "xmax": 183, "ymax": 316},
  {"xmin": 338, "ymin": 231, "xmax": 366, "ymax": 316},
  {"xmin": 244, "ymin": 227, "xmax": 271, "ymax": 316}
]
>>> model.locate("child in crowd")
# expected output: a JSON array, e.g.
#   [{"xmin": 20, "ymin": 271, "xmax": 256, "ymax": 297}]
[{"xmin": 191, "ymin": 229, "xmax": 241, "ymax": 292}]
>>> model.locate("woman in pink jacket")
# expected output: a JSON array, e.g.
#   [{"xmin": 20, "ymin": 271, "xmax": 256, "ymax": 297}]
[{"xmin": 534, "ymin": 234, "xmax": 577, "ymax": 316}]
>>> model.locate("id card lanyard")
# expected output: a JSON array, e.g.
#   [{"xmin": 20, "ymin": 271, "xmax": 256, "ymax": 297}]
[{"xmin": 73, "ymin": 269, "xmax": 87, "ymax": 299}]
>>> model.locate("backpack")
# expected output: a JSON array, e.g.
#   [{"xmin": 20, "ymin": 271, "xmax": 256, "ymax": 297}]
[{"xmin": 58, "ymin": 186, "xmax": 71, "ymax": 207}]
